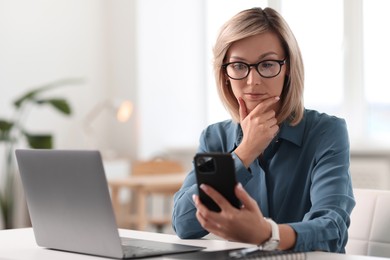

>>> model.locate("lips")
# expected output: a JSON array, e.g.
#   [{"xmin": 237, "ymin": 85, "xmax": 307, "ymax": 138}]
[{"xmin": 244, "ymin": 93, "xmax": 268, "ymax": 101}]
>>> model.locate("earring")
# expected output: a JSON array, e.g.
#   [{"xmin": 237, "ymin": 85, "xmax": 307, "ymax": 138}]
[{"xmin": 225, "ymin": 80, "xmax": 230, "ymax": 86}]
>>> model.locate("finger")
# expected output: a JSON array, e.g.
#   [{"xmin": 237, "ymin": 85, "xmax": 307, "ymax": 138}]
[
  {"xmin": 193, "ymin": 194, "xmax": 210, "ymax": 214},
  {"xmin": 200, "ymin": 184, "xmax": 232, "ymax": 212},
  {"xmin": 193, "ymin": 192, "xmax": 220, "ymax": 220},
  {"xmin": 247, "ymin": 112, "xmax": 278, "ymax": 135},
  {"xmin": 267, "ymin": 117, "xmax": 278, "ymax": 127},
  {"xmin": 252, "ymin": 96, "xmax": 280, "ymax": 114},
  {"xmin": 263, "ymin": 117, "xmax": 279, "ymax": 131},
  {"xmin": 238, "ymin": 97, "xmax": 248, "ymax": 122},
  {"xmin": 193, "ymin": 195, "xmax": 212, "ymax": 221},
  {"xmin": 192, "ymin": 194, "xmax": 199, "ymax": 205},
  {"xmin": 256, "ymin": 120, "xmax": 279, "ymax": 141},
  {"xmin": 196, "ymin": 210, "xmax": 222, "ymax": 230},
  {"xmin": 260, "ymin": 110, "xmax": 278, "ymax": 123},
  {"xmin": 234, "ymin": 183, "xmax": 259, "ymax": 212},
  {"xmin": 270, "ymin": 123, "xmax": 280, "ymax": 136},
  {"xmin": 193, "ymin": 196, "xmax": 223, "ymax": 231}
]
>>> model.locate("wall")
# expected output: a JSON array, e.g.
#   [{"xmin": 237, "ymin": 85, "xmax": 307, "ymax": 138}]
[
  {"xmin": 0, "ymin": 0, "xmax": 108, "ymax": 149},
  {"xmin": 136, "ymin": 0, "xmax": 207, "ymax": 160},
  {"xmin": 0, "ymin": 0, "xmax": 208, "ymax": 162}
]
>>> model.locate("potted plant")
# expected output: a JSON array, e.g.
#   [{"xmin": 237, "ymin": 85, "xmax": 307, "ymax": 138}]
[{"xmin": 0, "ymin": 78, "xmax": 81, "ymax": 229}]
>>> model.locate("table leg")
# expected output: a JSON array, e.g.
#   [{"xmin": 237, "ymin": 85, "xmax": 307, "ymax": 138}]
[
  {"xmin": 136, "ymin": 189, "xmax": 147, "ymax": 230},
  {"xmin": 110, "ymin": 187, "xmax": 121, "ymax": 222}
]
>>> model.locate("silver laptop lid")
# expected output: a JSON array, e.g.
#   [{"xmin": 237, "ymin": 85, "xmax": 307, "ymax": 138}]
[{"xmin": 15, "ymin": 149, "xmax": 124, "ymax": 258}]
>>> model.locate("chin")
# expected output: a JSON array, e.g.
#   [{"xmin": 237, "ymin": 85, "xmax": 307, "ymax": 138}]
[{"xmin": 246, "ymin": 101, "xmax": 261, "ymax": 112}]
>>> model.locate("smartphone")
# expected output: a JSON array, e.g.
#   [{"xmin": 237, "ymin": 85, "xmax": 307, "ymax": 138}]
[{"xmin": 194, "ymin": 153, "xmax": 241, "ymax": 212}]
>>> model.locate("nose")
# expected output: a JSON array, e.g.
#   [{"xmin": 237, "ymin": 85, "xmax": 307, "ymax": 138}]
[{"xmin": 246, "ymin": 66, "xmax": 262, "ymax": 85}]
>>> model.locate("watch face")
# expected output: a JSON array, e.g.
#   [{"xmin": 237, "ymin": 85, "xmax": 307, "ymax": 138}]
[{"xmin": 262, "ymin": 240, "xmax": 279, "ymax": 251}]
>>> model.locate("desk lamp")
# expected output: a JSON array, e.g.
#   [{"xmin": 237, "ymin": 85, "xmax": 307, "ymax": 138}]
[{"xmin": 83, "ymin": 99, "xmax": 133, "ymax": 153}]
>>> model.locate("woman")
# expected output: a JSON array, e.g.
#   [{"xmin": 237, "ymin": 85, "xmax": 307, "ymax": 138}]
[{"xmin": 172, "ymin": 7, "xmax": 355, "ymax": 253}]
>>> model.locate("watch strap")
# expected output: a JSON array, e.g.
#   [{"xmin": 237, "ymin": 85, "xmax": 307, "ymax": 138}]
[{"xmin": 259, "ymin": 218, "xmax": 280, "ymax": 251}]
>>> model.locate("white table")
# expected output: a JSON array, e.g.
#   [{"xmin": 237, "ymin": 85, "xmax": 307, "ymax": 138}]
[{"xmin": 0, "ymin": 228, "xmax": 388, "ymax": 260}]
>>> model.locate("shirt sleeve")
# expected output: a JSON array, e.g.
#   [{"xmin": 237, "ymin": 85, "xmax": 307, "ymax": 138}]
[
  {"xmin": 171, "ymin": 127, "xmax": 210, "ymax": 239},
  {"xmin": 171, "ymin": 127, "xmax": 252, "ymax": 239},
  {"xmin": 289, "ymin": 118, "xmax": 355, "ymax": 253}
]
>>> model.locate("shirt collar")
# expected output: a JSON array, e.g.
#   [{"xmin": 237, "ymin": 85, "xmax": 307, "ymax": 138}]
[
  {"xmin": 278, "ymin": 111, "xmax": 306, "ymax": 147},
  {"xmin": 234, "ymin": 110, "xmax": 307, "ymax": 149}
]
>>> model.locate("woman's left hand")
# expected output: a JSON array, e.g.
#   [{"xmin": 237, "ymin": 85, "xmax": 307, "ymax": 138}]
[{"xmin": 193, "ymin": 183, "xmax": 271, "ymax": 244}]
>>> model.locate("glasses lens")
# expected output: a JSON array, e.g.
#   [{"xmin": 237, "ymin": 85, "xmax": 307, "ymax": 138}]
[
  {"xmin": 257, "ymin": 61, "xmax": 281, "ymax": 78},
  {"xmin": 226, "ymin": 62, "xmax": 248, "ymax": 80}
]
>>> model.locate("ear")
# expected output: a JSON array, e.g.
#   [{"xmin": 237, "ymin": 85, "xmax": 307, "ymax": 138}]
[{"xmin": 222, "ymin": 72, "xmax": 230, "ymax": 86}]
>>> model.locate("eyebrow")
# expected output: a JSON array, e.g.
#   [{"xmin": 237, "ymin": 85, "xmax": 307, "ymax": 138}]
[{"xmin": 228, "ymin": 52, "xmax": 280, "ymax": 61}]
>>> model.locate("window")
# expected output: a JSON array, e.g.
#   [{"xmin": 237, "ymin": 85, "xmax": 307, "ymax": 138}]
[
  {"xmin": 282, "ymin": 0, "xmax": 343, "ymax": 112},
  {"xmin": 363, "ymin": 0, "xmax": 390, "ymax": 141},
  {"xmin": 205, "ymin": 0, "xmax": 390, "ymax": 147}
]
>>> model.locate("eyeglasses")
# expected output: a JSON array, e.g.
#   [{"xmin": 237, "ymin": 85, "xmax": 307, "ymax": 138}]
[{"xmin": 222, "ymin": 59, "xmax": 286, "ymax": 80}]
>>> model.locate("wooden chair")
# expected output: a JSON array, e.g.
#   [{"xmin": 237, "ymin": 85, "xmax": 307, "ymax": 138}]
[
  {"xmin": 110, "ymin": 158, "xmax": 185, "ymax": 232},
  {"xmin": 132, "ymin": 159, "xmax": 185, "ymax": 176},
  {"xmin": 133, "ymin": 159, "xmax": 185, "ymax": 231}
]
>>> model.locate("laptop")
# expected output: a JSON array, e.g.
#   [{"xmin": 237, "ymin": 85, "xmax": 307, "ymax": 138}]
[{"xmin": 15, "ymin": 149, "xmax": 204, "ymax": 259}]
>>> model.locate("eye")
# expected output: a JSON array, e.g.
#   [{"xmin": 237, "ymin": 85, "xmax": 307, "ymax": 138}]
[
  {"xmin": 259, "ymin": 61, "xmax": 276, "ymax": 69},
  {"xmin": 231, "ymin": 62, "xmax": 248, "ymax": 71}
]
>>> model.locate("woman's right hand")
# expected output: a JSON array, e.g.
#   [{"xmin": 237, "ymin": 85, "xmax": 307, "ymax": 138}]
[{"xmin": 234, "ymin": 96, "xmax": 280, "ymax": 168}]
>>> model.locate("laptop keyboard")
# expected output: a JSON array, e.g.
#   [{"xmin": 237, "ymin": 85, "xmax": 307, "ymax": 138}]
[
  {"xmin": 122, "ymin": 245, "xmax": 164, "ymax": 258},
  {"xmin": 121, "ymin": 237, "xmax": 174, "ymax": 258}
]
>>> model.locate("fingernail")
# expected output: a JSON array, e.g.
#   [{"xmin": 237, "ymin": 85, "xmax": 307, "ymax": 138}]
[
  {"xmin": 237, "ymin": 182, "xmax": 244, "ymax": 190},
  {"xmin": 192, "ymin": 194, "xmax": 196, "ymax": 202},
  {"xmin": 200, "ymin": 184, "xmax": 207, "ymax": 191}
]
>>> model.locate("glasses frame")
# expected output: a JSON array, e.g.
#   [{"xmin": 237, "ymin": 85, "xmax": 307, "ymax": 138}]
[{"xmin": 222, "ymin": 59, "xmax": 287, "ymax": 80}]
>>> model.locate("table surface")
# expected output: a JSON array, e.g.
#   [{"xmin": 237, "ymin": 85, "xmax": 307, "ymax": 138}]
[{"xmin": 1, "ymin": 228, "xmax": 389, "ymax": 260}]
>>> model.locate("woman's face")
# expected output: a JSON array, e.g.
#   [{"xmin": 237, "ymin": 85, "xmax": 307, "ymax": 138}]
[{"xmin": 225, "ymin": 32, "xmax": 287, "ymax": 114}]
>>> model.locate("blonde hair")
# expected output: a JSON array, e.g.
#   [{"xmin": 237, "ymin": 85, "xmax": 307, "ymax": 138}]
[{"xmin": 213, "ymin": 7, "xmax": 304, "ymax": 125}]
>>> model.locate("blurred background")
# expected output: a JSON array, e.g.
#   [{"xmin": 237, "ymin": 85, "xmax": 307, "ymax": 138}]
[{"xmin": 1, "ymin": 0, "xmax": 390, "ymax": 230}]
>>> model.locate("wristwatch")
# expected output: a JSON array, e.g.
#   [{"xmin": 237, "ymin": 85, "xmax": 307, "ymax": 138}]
[{"xmin": 259, "ymin": 218, "xmax": 280, "ymax": 251}]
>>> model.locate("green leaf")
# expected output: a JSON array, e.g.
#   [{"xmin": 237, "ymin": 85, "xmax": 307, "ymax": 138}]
[
  {"xmin": 13, "ymin": 78, "xmax": 83, "ymax": 109},
  {"xmin": 0, "ymin": 120, "xmax": 13, "ymax": 132},
  {"xmin": 13, "ymin": 90, "xmax": 38, "ymax": 108},
  {"xmin": 24, "ymin": 133, "xmax": 53, "ymax": 149},
  {"xmin": 0, "ymin": 196, "xmax": 8, "ymax": 226},
  {"xmin": 35, "ymin": 98, "xmax": 72, "ymax": 115},
  {"xmin": 0, "ymin": 120, "xmax": 14, "ymax": 141},
  {"xmin": 0, "ymin": 171, "xmax": 15, "ymax": 229}
]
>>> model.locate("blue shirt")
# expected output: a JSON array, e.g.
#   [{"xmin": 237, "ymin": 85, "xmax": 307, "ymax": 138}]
[{"xmin": 172, "ymin": 109, "xmax": 355, "ymax": 253}]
